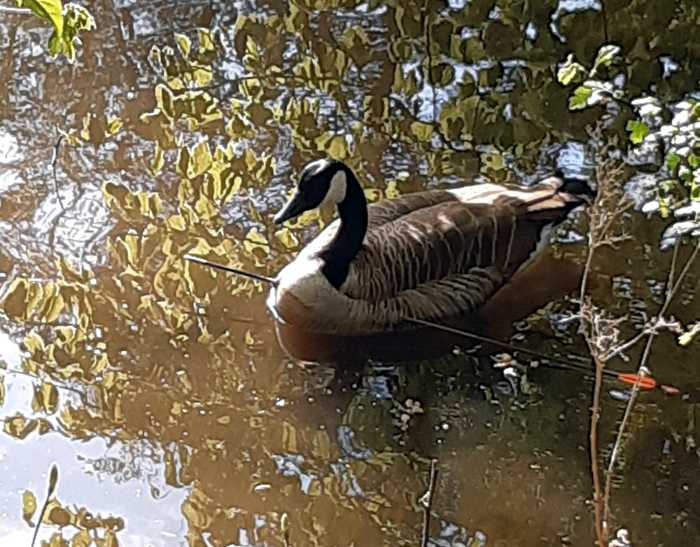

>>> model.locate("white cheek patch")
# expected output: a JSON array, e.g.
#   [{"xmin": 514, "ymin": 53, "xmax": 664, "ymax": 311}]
[
  {"xmin": 305, "ymin": 158, "xmax": 331, "ymax": 176},
  {"xmin": 321, "ymin": 170, "xmax": 347, "ymax": 207}
]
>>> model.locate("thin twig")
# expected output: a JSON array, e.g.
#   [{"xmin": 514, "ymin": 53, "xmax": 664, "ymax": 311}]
[
  {"xmin": 281, "ymin": 512, "xmax": 290, "ymax": 547},
  {"xmin": 664, "ymin": 241, "xmax": 700, "ymax": 310},
  {"xmin": 408, "ymin": 317, "xmax": 680, "ymax": 393},
  {"xmin": 408, "ymin": 317, "xmax": 596, "ymax": 368},
  {"xmin": 422, "ymin": 1, "xmax": 436, "ymax": 124},
  {"xmin": 666, "ymin": 241, "xmax": 681, "ymax": 303},
  {"xmin": 50, "ymin": 135, "xmax": 66, "ymax": 211},
  {"xmin": 578, "ymin": 162, "xmax": 628, "ymax": 546},
  {"xmin": 603, "ymin": 329, "xmax": 648, "ymax": 361},
  {"xmin": 579, "ymin": 227, "xmax": 597, "ymax": 308},
  {"xmin": 601, "ymin": 239, "xmax": 699, "ymax": 530},
  {"xmin": 420, "ymin": 458, "xmax": 438, "ymax": 547},
  {"xmin": 601, "ymin": 1, "xmax": 609, "ymax": 44},
  {"xmin": 31, "ymin": 465, "xmax": 59, "ymax": 547},
  {"xmin": 4, "ymin": 369, "xmax": 99, "ymax": 411},
  {"xmin": 603, "ymin": 313, "xmax": 681, "ymax": 362},
  {"xmin": 184, "ymin": 254, "xmax": 278, "ymax": 286},
  {"xmin": 587, "ymin": 337, "xmax": 606, "ymax": 545},
  {"xmin": 0, "ymin": 6, "xmax": 32, "ymax": 15}
]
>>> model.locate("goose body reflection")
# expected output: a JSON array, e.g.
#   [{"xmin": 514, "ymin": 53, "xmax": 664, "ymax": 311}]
[{"xmin": 267, "ymin": 159, "xmax": 592, "ymax": 339}]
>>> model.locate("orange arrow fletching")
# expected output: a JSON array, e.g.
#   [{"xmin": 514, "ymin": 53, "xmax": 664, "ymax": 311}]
[{"xmin": 618, "ymin": 373, "xmax": 657, "ymax": 390}]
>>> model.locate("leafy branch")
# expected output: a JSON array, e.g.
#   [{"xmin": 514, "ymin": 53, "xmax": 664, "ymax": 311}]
[
  {"xmin": 558, "ymin": 43, "xmax": 700, "ymax": 249},
  {"xmin": 2, "ymin": 0, "xmax": 95, "ymax": 62}
]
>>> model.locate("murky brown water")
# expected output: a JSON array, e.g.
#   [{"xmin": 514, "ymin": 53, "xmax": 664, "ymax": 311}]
[{"xmin": 1, "ymin": 1, "xmax": 698, "ymax": 546}]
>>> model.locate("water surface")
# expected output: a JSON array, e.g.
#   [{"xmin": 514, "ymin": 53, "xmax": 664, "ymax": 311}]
[{"xmin": 0, "ymin": 1, "xmax": 698, "ymax": 545}]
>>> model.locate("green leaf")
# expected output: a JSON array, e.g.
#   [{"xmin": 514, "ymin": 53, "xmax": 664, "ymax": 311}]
[
  {"xmin": 38, "ymin": 284, "xmax": 64, "ymax": 322},
  {"xmin": 1, "ymin": 278, "xmax": 44, "ymax": 321},
  {"xmin": 17, "ymin": 0, "xmax": 63, "ymax": 38},
  {"xmin": 15, "ymin": 2, "xmax": 93, "ymax": 61},
  {"xmin": 60, "ymin": 3, "xmax": 94, "ymax": 61},
  {"xmin": 658, "ymin": 194, "xmax": 670, "ymax": 219},
  {"xmin": 593, "ymin": 44, "xmax": 621, "ymax": 71},
  {"xmin": 274, "ymin": 228, "xmax": 299, "ymax": 249},
  {"xmin": 106, "ymin": 115, "xmax": 123, "ymax": 135},
  {"xmin": 197, "ymin": 28, "xmax": 216, "ymax": 54},
  {"xmin": 666, "ymin": 153, "xmax": 681, "ymax": 173},
  {"xmin": 568, "ymin": 86, "xmax": 592, "ymax": 110},
  {"xmin": 483, "ymin": 152, "xmax": 505, "ymax": 171},
  {"xmin": 430, "ymin": 63, "xmax": 455, "ymax": 86},
  {"xmin": 192, "ymin": 68, "xmax": 213, "ymax": 87},
  {"xmin": 148, "ymin": 45, "xmax": 162, "ymax": 72},
  {"xmin": 691, "ymin": 176, "xmax": 700, "ymax": 201},
  {"xmin": 410, "ymin": 121, "xmax": 433, "ymax": 142},
  {"xmin": 176, "ymin": 146, "xmax": 190, "ymax": 177},
  {"xmin": 679, "ymin": 167, "xmax": 693, "ymax": 184},
  {"xmin": 148, "ymin": 142, "xmax": 165, "ymax": 177},
  {"xmin": 626, "ymin": 120, "xmax": 649, "ymax": 144},
  {"xmin": 4, "ymin": 413, "xmax": 37, "ymax": 439},
  {"xmin": 174, "ymin": 33, "xmax": 191, "ymax": 58},
  {"xmin": 678, "ymin": 322, "xmax": 700, "ymax": 346},
  {"xmin": 557, "ymin": 54, "xmax": 586, "ymax": 86},
  {"xmin": 22, "ymin": 490, "xmax": 37, "ymax": 525},
  {"xmin": 691, "ymin": 102, "xmax": 700, "ymax": 121},
  {"xmin": 155, "ymin": 84, "xmax": 174, "ymax": 119},
  {"xmin": 187, "ymin": 141, "xmax": 212, "ymax": 179},
  {"xmin": 36, "ymin": 382, "xmax": 59, "ymax": 414}
]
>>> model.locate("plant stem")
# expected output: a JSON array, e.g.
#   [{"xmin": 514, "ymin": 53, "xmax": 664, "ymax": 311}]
[
  {"xmin": 51, "ymin": 135, "xmax": 66, "ymax": 211},
  {"xmin": 579, "ymin": 227, "xmax": 606, "ymax": 544},
  {"xmin": 31, "ymin": 465, "xmax": 59, "ymax": 547},
  {"xmin": 601, "ymin": 240, "xmax": 699, "ymax": 530},
  {"xmin": 0, "ymin": 6, "xmax": 32, "ymax": 15},
  {"xmin": 587, "ymin": 337, "xmax": 607, "ymax": 545},
  {"xmin": 420, "ymin": 458, "xmax": 438, "ymax": 547}
]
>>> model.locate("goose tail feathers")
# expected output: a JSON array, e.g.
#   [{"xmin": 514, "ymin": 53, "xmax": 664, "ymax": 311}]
[{"xmin": 554, "ymin": 169, "xmax": 596, "ymax": 203}]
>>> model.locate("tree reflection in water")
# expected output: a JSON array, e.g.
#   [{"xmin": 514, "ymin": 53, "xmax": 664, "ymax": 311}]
[{"xmin": 0, "ymin": 0, "xmax": 698, "ymax": 545}]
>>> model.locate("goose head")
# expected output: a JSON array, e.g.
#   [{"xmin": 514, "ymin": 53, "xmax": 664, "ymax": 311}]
[{"xmin": 273, "ymin": 159, "xmax": 349, "ymax": 225}]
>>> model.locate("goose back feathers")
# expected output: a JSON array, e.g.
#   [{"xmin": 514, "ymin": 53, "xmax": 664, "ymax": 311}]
[{"xmin": 267, "ymin": 160, "xmax": 590, "ymax": 335}]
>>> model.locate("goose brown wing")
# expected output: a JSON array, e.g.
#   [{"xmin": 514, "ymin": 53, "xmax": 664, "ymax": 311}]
[
  {"xmin": 343, "ymin": 181, "xmax": 581, "ymax": 304},
  {"xmin": 366, "ymin": 190, "xmax": 458, "ymax": 228},
  {"xmin": 344, "ymin": 266, "xmax": 505, "ymax": 331},
  {"xmin": 344, "ymin": 200, "xmax": 517, "ymax": 301}
]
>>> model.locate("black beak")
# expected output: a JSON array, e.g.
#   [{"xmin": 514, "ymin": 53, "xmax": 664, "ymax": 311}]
[{"xmin": 273, "ymin": 191, "xmax": 306, "ymax": 225}]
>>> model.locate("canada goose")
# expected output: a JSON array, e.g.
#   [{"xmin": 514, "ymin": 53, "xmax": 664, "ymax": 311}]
[{"xmin": 266, "ymin": 159, "xmax": 592, "ymax": 336}]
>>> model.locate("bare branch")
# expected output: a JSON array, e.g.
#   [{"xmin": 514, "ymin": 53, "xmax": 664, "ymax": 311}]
[
  {"xmin": 420, "ymin": 458, "xmax": 438, "ymax": 547},
  {"xmin": 31, "ymin": 464, "xmax": 59, "ymax": 547},
  {"xmin": 51, "ymin": 135, "xmax": 66, "ymax": 211},
  {"xmin": 578, "ymin": 159, "xmax": 635, "ymax": 545},
  {"xmin": 0, "ymin": 6, "xmax": 32, "ymax": 15},
  {"xmin": 601, "ymin": 239, "xmax": 700, "ymax": 529}
]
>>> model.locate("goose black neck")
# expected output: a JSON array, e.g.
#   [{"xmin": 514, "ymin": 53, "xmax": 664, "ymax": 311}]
[{"xmin": 320, "ymin": 169, "xmax": 368, "ymax": 289}]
